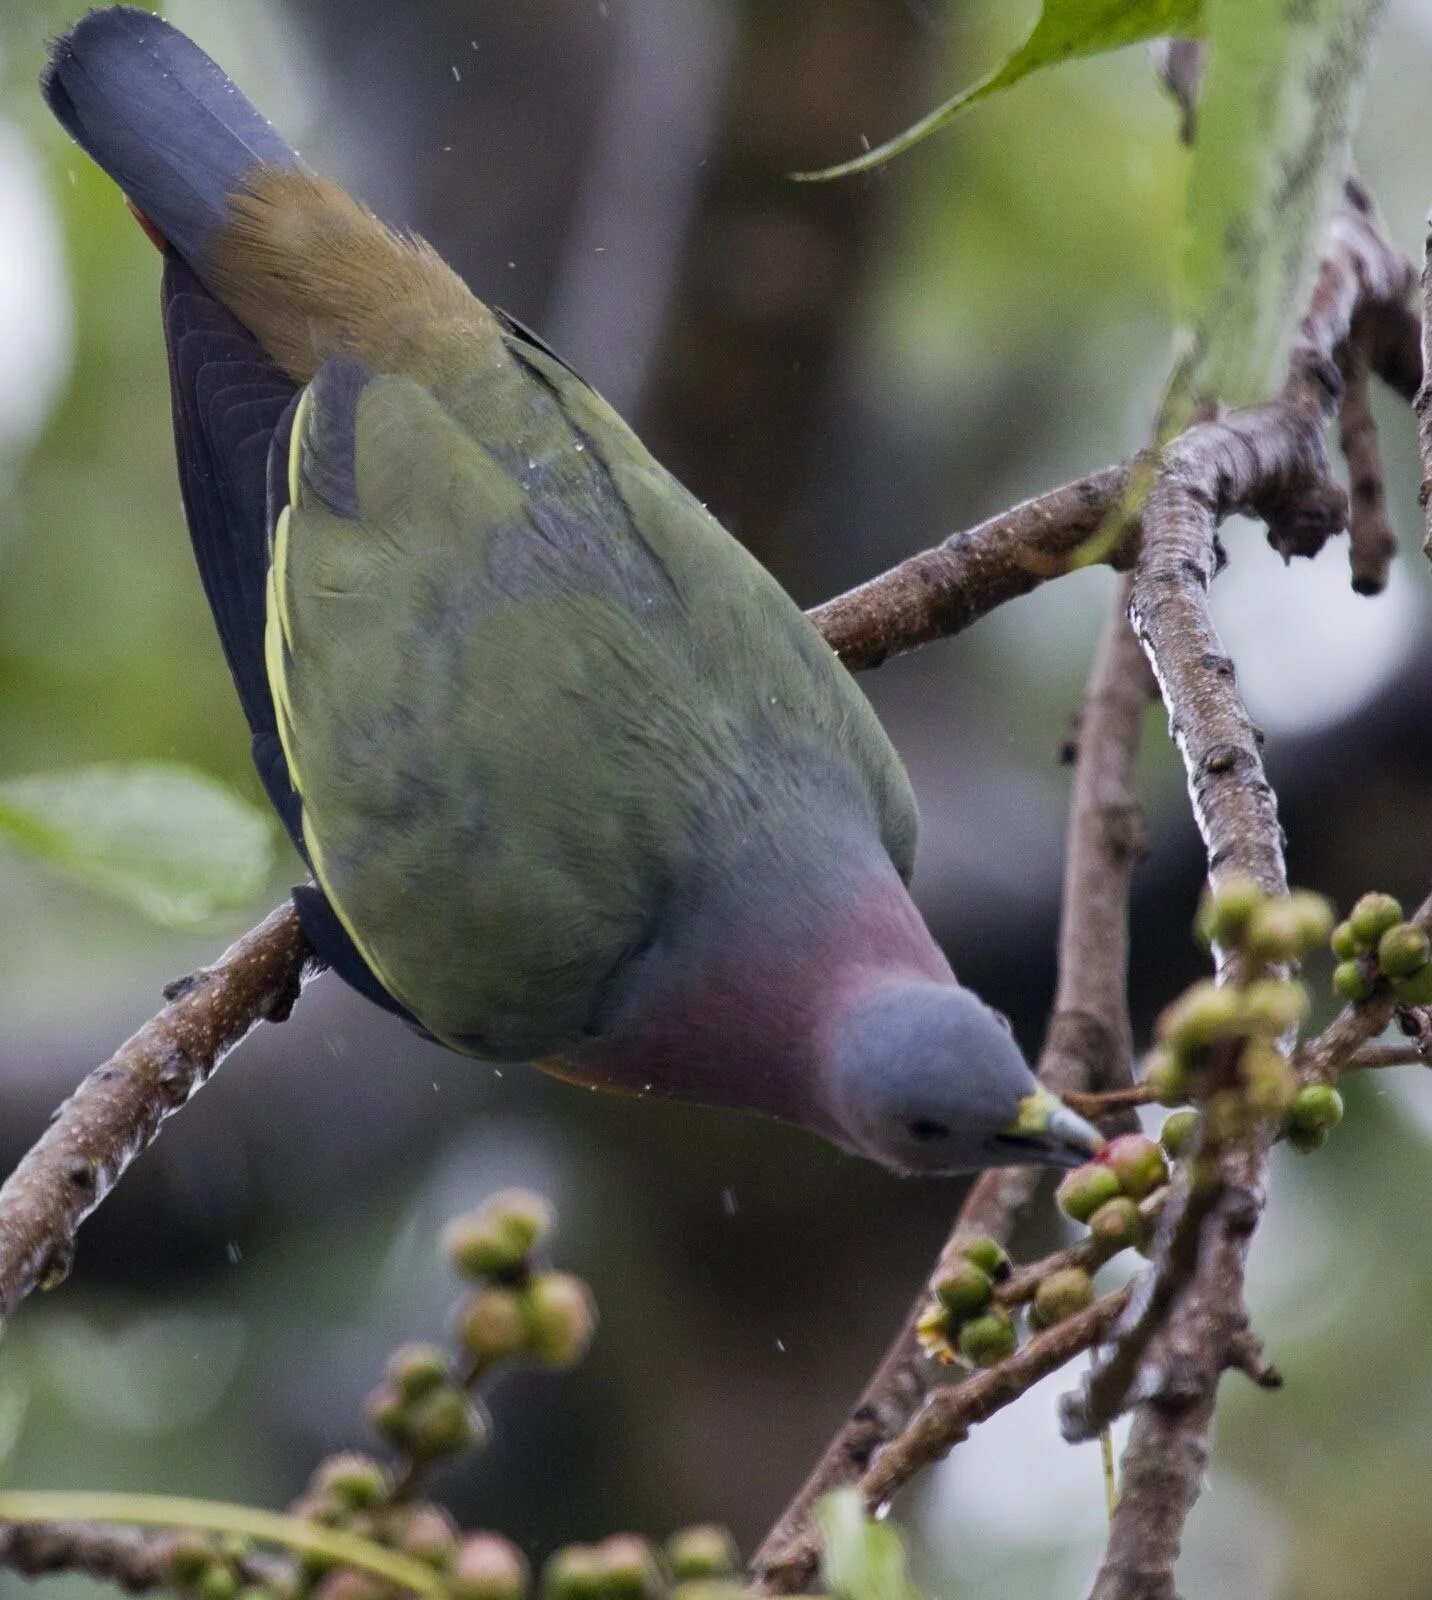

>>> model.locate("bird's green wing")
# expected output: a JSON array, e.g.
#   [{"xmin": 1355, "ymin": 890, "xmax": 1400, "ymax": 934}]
[
  {"xmin": 445, "ymin": 323, "xmax": 919, "ymax": 879},
  {"xmin": 267, "ymin": 337, "xmax": 917, "ymax": 1058}
]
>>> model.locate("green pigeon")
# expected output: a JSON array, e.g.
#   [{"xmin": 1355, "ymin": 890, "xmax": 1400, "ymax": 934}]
[{"xmin": 42, "ymin": 7, "xmax": 1103, "ymax": 1175}]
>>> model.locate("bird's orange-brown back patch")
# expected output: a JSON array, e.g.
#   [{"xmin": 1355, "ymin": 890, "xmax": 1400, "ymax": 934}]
[{"xmin": 204, "ymin": 166, "xmax": 498, "ymax": 383}]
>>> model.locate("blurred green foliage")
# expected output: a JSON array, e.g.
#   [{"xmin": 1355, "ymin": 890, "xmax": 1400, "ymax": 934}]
[
  {"xmin": 803, "ymin": 0, "xmax": 1203, "ymax": 179},
  {"xmin": 819, "ymin": 1492, "xmax": 928, "ymax": 1600},
  {"xmin": 0, "ymin": 765, "xmax": 272, "ymax": 926},
  {"xmin": 1181, "ymin": 0, "xmax": 1384, "ymax": 411}
]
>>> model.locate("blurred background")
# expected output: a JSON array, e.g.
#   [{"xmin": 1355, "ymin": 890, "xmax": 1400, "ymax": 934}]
[{"xmin": 2, "ymin": 2, "xmax": 1432, "ymax": 1595}]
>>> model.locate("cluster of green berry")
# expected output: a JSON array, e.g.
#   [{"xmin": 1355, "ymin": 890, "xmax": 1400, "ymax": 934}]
[
  {"xmin": 364, "ymin": 1190, "xmax": 597, "ymax": 1464},
  {"xmin": 152, "ymin": 1531, "xmax": 276, "ymax": 1600},
  {"xmin": 145, "ymin": 1193, "xmax": 757, "ymax": 1600},
  {"xmin": 1054, "ymin": 1132, "xmax": 1170, "ymax": 1250},
  {"xmin": 294, "ymin": 1462, "xmax": 524, "ymax": 1600},
  {"xmin": 1193, "ymin": 877, "xmax": 1335, "ymax": 964},
  {"xmin": 443, "ymin": 1190, "xmax": 598, "ymax": 1373},
  {"xmin": 916, "ymin": 1236, "xmax": 1019, "ymax": 1368},
  {"xmin": 1331, "ymin": 891, "xmax": 1432, "ymax": 1005},
  {"xmin": 915, "ymin": 1134, "xmax": 1179, "ymax": 1370},
  {"xmin": 541, "ymin": 1525, "xmax": 743, "ymax": 1600},
  {"xmin": 151, "ymin": 1461, "xmax": 531, "ymax": 1600},
  {"xmin": 1152, "ymin": 877, "xmax": 1346, "ymax": 1153}
]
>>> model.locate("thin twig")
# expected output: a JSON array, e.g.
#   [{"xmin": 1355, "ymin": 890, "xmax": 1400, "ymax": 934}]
[
  {"xmin": 0, "ymin": 1521, "xmax": 287, "ymax": 1595},
  {"xmin": 753, "ymin": 1285, "xmax": 1134, "ymax": 1589},
  {"xmin": 1226, "ymin": 1329, "xmax": 1283, "ymax": 1390},
  {"xmin": 1417, "ymin": 206, "xmax": 1432, "ymax": 559},
  {"xmin": 807, "ymin": 466, "xmax": 1135, "ymax": 669},
  {"xmin": 0, "ymin": 1522, "xmax": 172, "ymax": 1594},
  {"xmin": 1153, "ymin": 39, "xmax": 1203, "ymax": 146},
  {"xmin": 1063, "ymin": 1083, "xmax": 1159, "ymax": 1119},
  {"xmin": 751, "ymin": 584, "xmax": 1154, "ymax": 1593},
  {"xmin": 1339, "ymin": 338, "xmax": 1397, "ymax": 593},
  {"xmin": 1340, "ymin": 1040, "xmax": 1432, "ymax": 1071},
  {"xmin": 857, "ymin": 1286, "xmax": 1134, "ymax": 1507}
]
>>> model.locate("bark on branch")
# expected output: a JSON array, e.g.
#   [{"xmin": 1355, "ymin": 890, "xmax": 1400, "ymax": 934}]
[
  {"xmin": 755, "ymin": 174, "xmax": 1418, "ymax": 1598},
  {"xmin": 1085, "ymin": 181, "xmax": 1416, "ymax": 1600},
  {"xmin": 0, "ymin": 905, "xmax": 318, "ymax": 1320},
  {"xmin": 0, "ymin": 1521, "xmax": 287, "ymax": 1595},
  {"xmin": 0, "ymin": 1522, "xmax": 178, "ymax": 1594}
]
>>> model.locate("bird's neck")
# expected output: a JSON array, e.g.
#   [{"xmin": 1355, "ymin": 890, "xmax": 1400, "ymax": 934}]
[{"xmin": 570, "ymin": 839, "xmax": 953, "ymax": 1138}]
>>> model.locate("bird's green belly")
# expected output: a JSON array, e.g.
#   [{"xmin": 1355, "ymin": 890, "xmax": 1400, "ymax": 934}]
[{"xmin": 290, "ymin": 611, "xmax": 752, "ymax": 1057}]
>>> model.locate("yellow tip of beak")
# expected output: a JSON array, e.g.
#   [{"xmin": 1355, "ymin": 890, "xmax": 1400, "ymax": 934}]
[{"xmin": 1007, "ymin": 1087, "xmax": 1106, "ymax": 1160}]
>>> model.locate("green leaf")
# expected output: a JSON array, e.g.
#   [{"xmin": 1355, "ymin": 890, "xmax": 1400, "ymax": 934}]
[
  {"xmin": 817, "ymin": 1491, "xmax": 929, "ymax": 1600},
  {"xmin": 0, "ymin": 762, "xmax": 273, "ymax": 925},
  {"xmin": 1177, "ymin": 0, "xmax": 1386, "ymax": 411},
  {"xmin": 798, "ymin": 0, "xmax": 1205, "ymax": 179}
]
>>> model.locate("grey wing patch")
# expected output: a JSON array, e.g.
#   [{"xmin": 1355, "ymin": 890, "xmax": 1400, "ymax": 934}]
[
  {"xmin": 484, "ymin": 496, "xmax": 684, "ymax": 619},
  {"xmin": 299, "ymin": 354, "xmax": 375, "ymax": 521}
]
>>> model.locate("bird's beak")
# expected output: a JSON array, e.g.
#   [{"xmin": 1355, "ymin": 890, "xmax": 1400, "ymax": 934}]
[{"xmin": 998, "ymin": 1086, "xmax": 1106, "ymax": 1168}]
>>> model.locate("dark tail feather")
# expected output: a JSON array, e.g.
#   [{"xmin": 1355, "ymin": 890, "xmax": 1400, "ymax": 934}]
[{"xmin": 41, "ymin": 6, "xmax": 299, "ymax": 266}]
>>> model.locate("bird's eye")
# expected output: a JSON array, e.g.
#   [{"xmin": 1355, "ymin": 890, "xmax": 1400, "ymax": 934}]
[{"xmin": 907, "ymin": 1118, "xmax": 950, "ymax": 1143}]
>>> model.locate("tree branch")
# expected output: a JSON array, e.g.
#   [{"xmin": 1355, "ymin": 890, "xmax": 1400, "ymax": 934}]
[
  {"xmin": 1084, "ymin": 182, "xmax": 1415, "ymax": 1600},
  {"xmin": 0, "ymin": 904, "xmax": 318, "ymax": 1319},
  {"xmin": 857, "ymin": 1285, "xmax": 1133, "ymax": 1505},
  {"xmin": 808, "ymin": 466, "xmax": 1135, "ymax": 669},
  {"xmin": 1339, "ymin": 337, "xmax": 1397, "ymax": 594},
  {"xmin": 1417, "ymin": 207, "xmax": 1432, "ymax": 558},
  {"xmin": 0, "ymin": 1522, "xmax": 174, "ymax": 1594},
  {"xmin": 751, "ymin": 583, "xmax": 1155, "ymax": 1593},
  {"xmin": 0, "ymin": 1522, "xmax": 287, "ymax": 1595}
]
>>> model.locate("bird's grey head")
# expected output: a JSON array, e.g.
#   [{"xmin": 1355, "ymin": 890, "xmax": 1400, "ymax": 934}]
[{"xmin": 827, "ymin": 981, "xmax": 1105, "ymax": 1176}]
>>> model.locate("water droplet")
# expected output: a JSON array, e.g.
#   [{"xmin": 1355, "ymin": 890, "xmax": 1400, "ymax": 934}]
[
  {"xmin": 721, "ymin": 1187, "xmax": 738, "ymax": 1216},
  {"xmin": 226, "ymin": 1242, "xmax": 242, "ymax": 1265},
  {"xmin": 574, "ymin": 442, "xmax": 585, "ymax": 453},
  {"xmin": 451, "ymin": 65, "xmax": 462, "ymax": 82}
]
